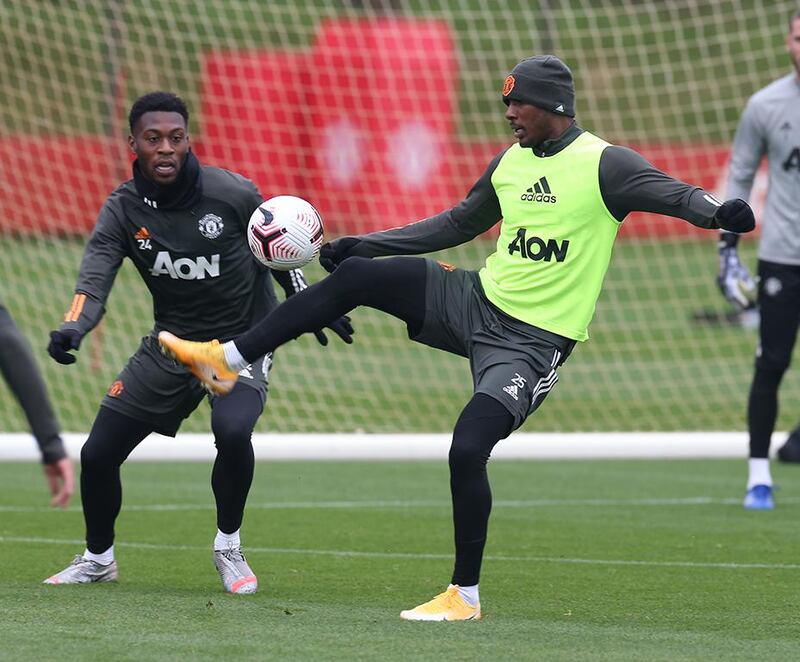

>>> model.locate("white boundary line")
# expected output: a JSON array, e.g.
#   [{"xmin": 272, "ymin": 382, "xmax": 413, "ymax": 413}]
[
  {"xmin": 0, "ymin": 431, "xmax": 760, "ymax": 461},
  {"xmin": 7, "ymin": 495, "xmax": 800, "ymax": 514},
  {"xmin": 2, "ymin": 535, "xmax": 798, "ymax": 571}
]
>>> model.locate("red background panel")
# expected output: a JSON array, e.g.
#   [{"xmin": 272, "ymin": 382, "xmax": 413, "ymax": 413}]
[
  {"xmin": 306, "ymin": 18, "xmax": 459, "ymax": 234},
  {"xmin": 0, "ymin": 135, "xmax": 122, "ymax": 234},
  {"xmin": 196, "ymin": 49, "xmax": 313, "ymax": 201}
]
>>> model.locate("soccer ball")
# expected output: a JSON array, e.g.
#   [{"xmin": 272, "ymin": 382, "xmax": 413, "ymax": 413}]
[{"xmin": 247, "ymin": 195, "xmax": 324, "ymax": 271}]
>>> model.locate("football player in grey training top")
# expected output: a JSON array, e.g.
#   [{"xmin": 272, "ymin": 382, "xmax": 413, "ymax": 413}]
[
  {"xmin": 719, "ymin": 10, "xmax": 800, "ymax": 510},
  {"xmin": 42, "ymin": 91, "xmax": 353, "ymax": 591},
  {"xmin": 0, "ymin": 302, "xmax": 73, "ymax": 506}
]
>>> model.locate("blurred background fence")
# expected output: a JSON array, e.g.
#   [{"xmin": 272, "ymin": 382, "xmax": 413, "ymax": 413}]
[{"xmin": 0, "ymin": 0, "xmax": 797, "ymax": 434}]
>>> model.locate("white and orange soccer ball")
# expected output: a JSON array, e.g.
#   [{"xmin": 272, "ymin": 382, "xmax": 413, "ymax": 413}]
[{"xmin": 247, "ymin": 195, "xmax": 324, "ymax": 271}]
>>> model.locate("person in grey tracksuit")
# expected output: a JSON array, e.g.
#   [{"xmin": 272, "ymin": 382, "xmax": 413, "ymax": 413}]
[
  {"xmin": 0, "ymin": 302, "xmax": 73, "ymax": 506},
  {"xmin": 718, "ymin": 9, "xmax": 800, "ymax": 507}
]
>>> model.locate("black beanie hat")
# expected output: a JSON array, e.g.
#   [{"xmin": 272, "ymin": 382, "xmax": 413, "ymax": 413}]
[{"xmin": 502, "ymin": 55, "xmax": 575, "ymax": 117}]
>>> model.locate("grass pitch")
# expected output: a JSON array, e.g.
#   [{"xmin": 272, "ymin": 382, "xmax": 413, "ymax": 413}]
[{"xmin": 1, "ymin": 458, "xmax": 798, "ymax": 661}]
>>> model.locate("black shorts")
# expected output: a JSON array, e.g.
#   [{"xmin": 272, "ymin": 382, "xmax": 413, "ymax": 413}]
[
  {"xmin": 412, "ymin": 260, "xmax": 575, "ymax": 429},
  {"xmin": 100, "ymin": 334, "xmax": 271, "ymax": 436},
  {"xmin": 755, "ymin": 260, "xmax": 800, "ymax": 372}
]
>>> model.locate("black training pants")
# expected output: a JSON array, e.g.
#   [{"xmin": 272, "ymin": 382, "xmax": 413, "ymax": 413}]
[
  {"xmin": 748, "ymin": 260, "xmax": 800, "ymax": 458},
  {"xmin": 81, "ymin": 382, "xmax": 262, "ymax": 553}
]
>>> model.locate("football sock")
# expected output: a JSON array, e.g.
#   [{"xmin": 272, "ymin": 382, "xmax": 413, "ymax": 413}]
[
  {"xmin": 82, "ymin": 408, "xmax": 153, "ymax": 554},
  {"xmin": 222, "ymin": 341, "xmax": 248, "ymax": 371},
  {"xmin": 214, "ymin": 528, "xmax": 241, "ymax": 550},
  {"xmin": 210, "ymin": 385, "xmax": 258, "ymax": 533},
  {"xmin": 449, "ymin": 394, "xmax": 514, "ymax": 587},
  {"xmin": 747, "ymin": 458, "xmax": 772, "ymax": 489},
  {"xmin": 84, "ymin": 545, "xmax": 114, "ymax": 565},
  {"xmin": 454, "ymin": 583, "xmax": 479, "ymax": 607},
  {"xmin": 747, "ymin": 367, "xmax": 782, "ymax": 458}
]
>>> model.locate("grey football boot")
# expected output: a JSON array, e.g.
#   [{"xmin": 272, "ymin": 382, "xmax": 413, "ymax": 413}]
[
  {"xmin": 43, "ymin": 555, "xmax": 118, "ymax": 584},
  {"xmin": 213, "ymin": 547, "xmax": 258, "ymax": 594}
]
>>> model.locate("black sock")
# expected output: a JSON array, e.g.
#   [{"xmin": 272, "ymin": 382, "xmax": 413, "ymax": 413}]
[
  {"xmin": 210, "ymin": 383, "xmax": 261, "ymax": 533},
  {"xmin": 748, "ymin": 367, "xmax": 784, "ymax": 458},
  {"xmin": 449, "ymin": 394, "xmax": 514, "ymax": 587},
  {"xmin": 81, "ymin": 408, "xmax": 152, "ymax": 553}
]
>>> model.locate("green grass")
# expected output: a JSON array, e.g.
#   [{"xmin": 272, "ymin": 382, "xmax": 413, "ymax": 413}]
[{"xmin": 1, "ymin": 459, "xmax": 799, "ymax": 660}]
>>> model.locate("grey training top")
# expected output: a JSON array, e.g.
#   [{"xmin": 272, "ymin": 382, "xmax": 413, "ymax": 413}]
[
  {"xmin": 349, "ymin": 123, "xmax": 723, "ymax": 258},
  {"xmin": 62, "ymin": 166, "xmax": 286, "ymax": 342},
  {"xmin": 726, "ymin": 73, "xmax": 800, "ymax": 265}
]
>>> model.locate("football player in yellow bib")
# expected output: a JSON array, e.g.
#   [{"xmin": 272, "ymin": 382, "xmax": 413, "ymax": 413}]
[{"xmin": 161, "ymin": 55, "xmax": 754, "ymax": 620}]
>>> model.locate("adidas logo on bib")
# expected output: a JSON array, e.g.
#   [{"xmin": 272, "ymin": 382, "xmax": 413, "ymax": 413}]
[{"xmin": 520, "ymin": 177, "xmax": 557, "ymax": 203}]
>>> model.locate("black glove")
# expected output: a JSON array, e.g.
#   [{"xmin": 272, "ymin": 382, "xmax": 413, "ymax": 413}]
[
  {"xmin": 312, "ymin": 315, "xmax": 355, "ymax": 346},
  {"xmin": 714, "ymin": 199, "xmax": 755, "ymax": 234},
  {"xmin": 47, "ymin": 329, "xmax": 83, "ymax": 365},
  {"xmin": 319, "ymin": 237, "xmax": 362, "ymax": 273}
]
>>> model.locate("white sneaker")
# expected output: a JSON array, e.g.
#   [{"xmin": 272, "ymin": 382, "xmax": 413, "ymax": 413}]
[
  {"xmin": 213, "ymin": 548, "xmax": 258, "ymax": 594},
  {"xmin": 43, "ymin": 555, "xmax": 118, "ymax": 584}
]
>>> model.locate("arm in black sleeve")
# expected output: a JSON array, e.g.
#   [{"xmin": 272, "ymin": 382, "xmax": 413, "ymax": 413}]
[
  {"xmin": 349, "ymin": 149, "xmax": 508, "ymax": 258},
  {"xmin": 599, "ymin": 145, "xmax": 722, "ymax": 228},
  {"xmin": 58, "ymin": 200, "xmax": 128, "ymax": 337}
]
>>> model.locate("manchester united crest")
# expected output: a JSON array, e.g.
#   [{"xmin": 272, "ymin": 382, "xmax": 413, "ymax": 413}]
[{"xmin": 198, "ymin": 213, "xmax": 224, "ymax": 239}]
